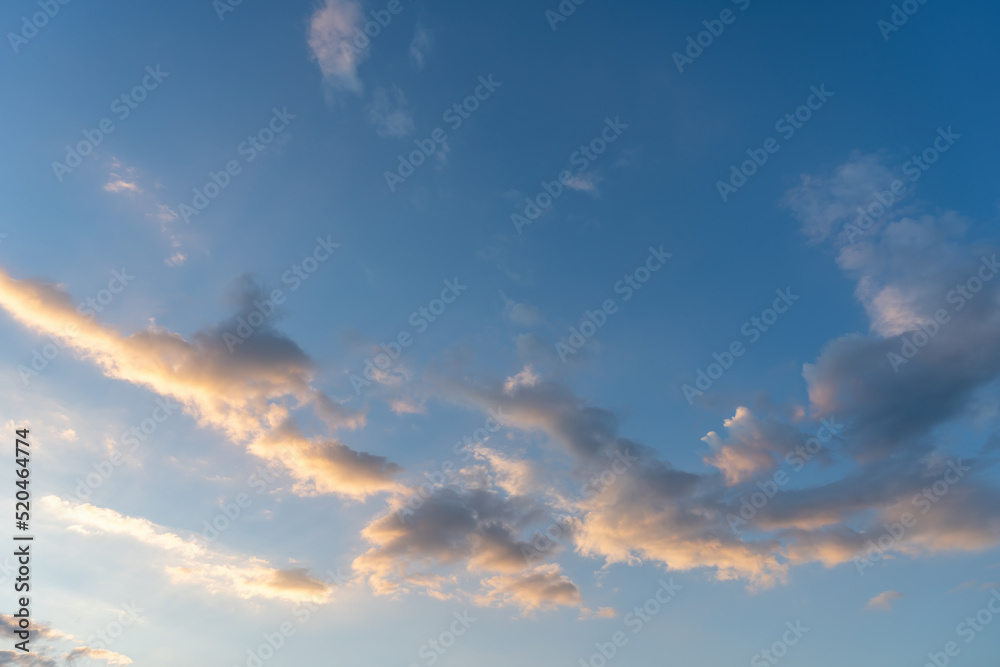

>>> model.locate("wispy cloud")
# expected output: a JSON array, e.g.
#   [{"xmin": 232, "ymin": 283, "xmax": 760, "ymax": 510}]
[
  {"xmin": 566, "ymin": 172, "xmax": 602, "ymax": 195},
  {"xmin": 43, "ymin": 495, "xmax": 333, "ymax": 604},
  {"xmin": 865, "ymin": 590, "xmax": 903, "ymax": 611},
  {"xmin": 367, "ymin": 85, "xmax": 415, "ymax": 138},
  {"xmin": 409, "ymin": 23, "xmax": 432, "ymax": 69}
]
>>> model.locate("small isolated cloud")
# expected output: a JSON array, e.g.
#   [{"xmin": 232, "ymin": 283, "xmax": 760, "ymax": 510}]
[
  {"xmin": 475, "ymin": 564, "xmax": 582, "ymax": 613},
  {"xmin": 308, "ymin": 0, "xmax": 365, "ymax": 98},
  {"xmin": 566, "ymin": 172, "xmax": 602, "ymax": 195},
  {"xmin": 500, "ymin": 291, "xmax": 542, "ymax": 328},
  {"xmin": 503, "ymin": 365, "xmax": 540, "ymax": 395},
  {"xmin": 103, "ymin": 158, "xmax": 186, "ymax": 265},
  {"xmin": 103, "ymin": 159, "xmax": 142, "ymax": 195},
  {"xmin": 367, "ymin": 85, "xmax": 415, "ymax": 138},
  {"xmin": 391, "ymin": 398, "xmax": 426, "ymax": 415},
  {"xmin": 150, "ymin": 203, "xmax": 178, "ymax": 223},
  {"xmin": 103, "ymin": 179, "xmax": 142, "ymax": 194},
  {"xmin": 865, "ymin": 590, "xmax": 903, "ymax": 611},
  {"xmin": 613, "ymin": 146, "xmax": 640, "ymax": 169},
  {"xmin": 409, "ymin": 24, "xmax": 432, "ymax": 69},
  {"xmin": 580, "ymin": 606, "xmax": 617, "ymax": 620},
  {"xmin": 165, "ymin": 252, "xmax": 187, "ymax": 267}
]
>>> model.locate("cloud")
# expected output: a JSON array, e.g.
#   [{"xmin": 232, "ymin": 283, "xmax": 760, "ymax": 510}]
[
  {"xmin": 103, "ymin": 159, "xmax": 143, "ymax": 195},
  {"xmin": 43, "ymin": 496, "xmax": 333, "ymax": 604},
  {"xmin": 503, "ymin": 365, "xmax": 539, "ymax": 395},
  {"xmin": 435, "ymin": 340, "xmax": 1000, "ymax": 592},
  {"xmin": 103, "ymin": 179, "xmax": 142, "ymax": 194},
  {"xmin": 165, "ymin": 252, "xmax": 186, "ymax": 267},
  {"xmin": 474, "ymin": 564, "xmax": 581, "ymax": 612},
  {"xmin": 409, "ymin": 24, "xmax": 432, "ymax": 69},
  {"xmin": 350, "ymin": 438, "xmax": 594, "ymax": 613},
  {"xmin": 500, "ymin": 291, "xmax": 542, "ymax": 328},
  {"xmin": 571, "ymin": 450, "xmax": 788, "ymax": 592},
  {"xmin": 151, "ymin": 203, "xmax": 178, "ymax": 223},
  {"xmin": 579, "ymin": 606, "xmax": 617, "ymax": 620},
  {"xmin": 103, "ymin": 159, "xmax": 185, "ymax": 265},
  {"xmin": 565, "ymin": 172, "xmax": 602, "ymax": 195},
  {"xmin": 308, "ymin": 0, "xmax": 365, "ymax": 97},
  {"xmin": 349, "ymin": 150, "xmax": 1000, "ymax": 605},
  {"xmin": 436, "ymin": 372, "xmax": 790, "ymax": 591},
  {"xmin": 248, "ymin": 420, "xmax": 401, "ymax": 498},
  {"xmin": 390, "ymin": 397, "xmax": 426, "ymax": 415},
  {"xmin": 367, "ymin": 85, "xmax": 415, "ymax": 138},
  {"xmin": 702, "ymin": 407, "xmax": 814, "ymax": 485},
  {"xmin": 65, "ymin": 648, "xmax": 132, "ymax": 665},
  {"xmin": 0, "ymin": 615, "xmax": 131, "ymax": 665},
  {"xmin": 801, "ymin": 218, "xmax": 1000, "ymax": 463},
  {"xmin": 0, "ymin": 268, "xmax": 399, "ymax": 499},
  {"xmin": 865, "ymin": 590, "xmax": 903, "ymax": 611},
  {"xmin": 353, "ymin": 483, "xmax": 549, "ymax": 602},
  {"xmin": 782, "ymin": 152, "xmax": 899, "ymax": 243}
]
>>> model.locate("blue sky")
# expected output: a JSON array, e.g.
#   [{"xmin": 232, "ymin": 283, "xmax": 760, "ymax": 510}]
[{"xmin": 1, "ymin": 0, "xmax": 1000, "ymax": 665}]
